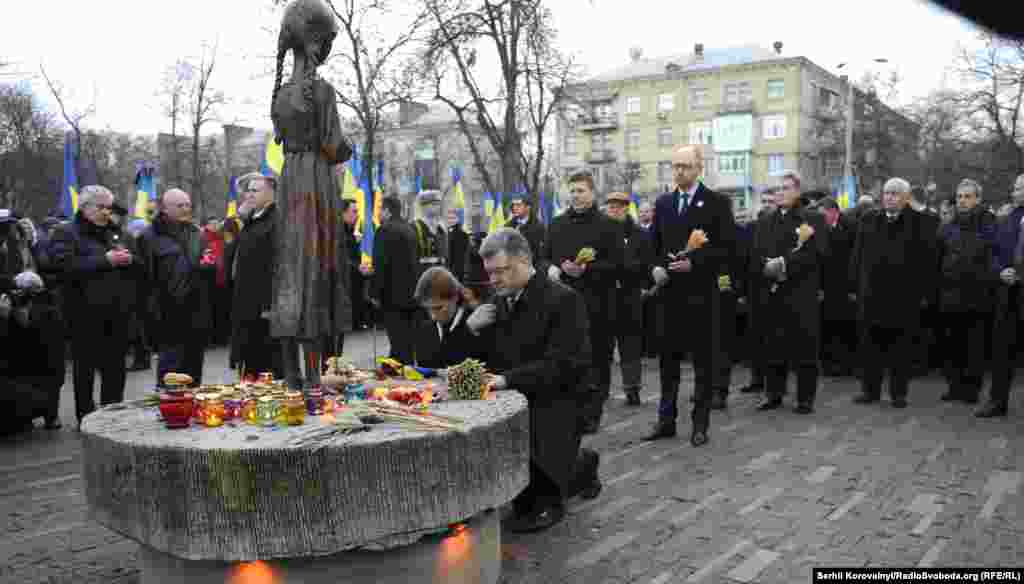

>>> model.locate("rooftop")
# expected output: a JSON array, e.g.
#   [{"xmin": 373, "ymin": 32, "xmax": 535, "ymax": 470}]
[{"xmin": 588, "ymin": 44, "xmax": 786, "ymax": 83}]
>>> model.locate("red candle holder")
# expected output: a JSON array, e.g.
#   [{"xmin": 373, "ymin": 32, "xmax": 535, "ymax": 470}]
[{"xmin": 159, "ymin": 390, "xmax": 194, "ymax": 429}]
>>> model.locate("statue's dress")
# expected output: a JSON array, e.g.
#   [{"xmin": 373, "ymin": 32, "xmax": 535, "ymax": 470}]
[{"xmin": 269, "ymin": 77, "xmax": 353, "ymax": 341}]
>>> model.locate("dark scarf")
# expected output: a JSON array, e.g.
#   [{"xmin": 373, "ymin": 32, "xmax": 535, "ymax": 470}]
[{"xmin": 154, "ymin": 215, "xmax": 202, "ymax": 264}]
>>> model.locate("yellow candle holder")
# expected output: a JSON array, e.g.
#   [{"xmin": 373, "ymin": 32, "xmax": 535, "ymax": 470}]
[
  {"xmin": 204, "ymin": 397, "xmax": 225, "ymax": 427},
  {"xmin": 283, "ymin": 391, "xmax": 305, "ymax": 426}
]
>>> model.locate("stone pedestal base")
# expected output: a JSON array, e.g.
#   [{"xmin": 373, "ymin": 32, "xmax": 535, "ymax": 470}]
[{"xmin": 138, "ymin": 510, "xmax": 501, "ymax": 584}]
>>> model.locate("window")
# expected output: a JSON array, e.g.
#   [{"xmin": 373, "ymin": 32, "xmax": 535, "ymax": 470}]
[
  {"xmin": 657, "ymin": 127, "xmax": 673, "ymax": 147},
  {"xmin": 818, "ymin": 87, "xmax": 838, "ymax": 109},
  {"xmin": 594, "ymin": 103, "xmax": 613, "ymax": 120},
  {"xmin": 767, "ymin": 154, "xmax": 785, "ymax": 176},
  {"xmin": 657, "ymin": 161, "xmax": 673, "ymax": 183},
  {"xmin": 626, "ymin": 96, "xmax": 641, "ymax": 114},
  {"xmin": 564, "ymin": 135, "xmax": 577, "ymax": 155},
  {"xmin": 767, "ymin": 79, "xmax": 785, "ymax": 100},
  {"xmin": 626, "ymin": 129, "xmax": 641, "ymax": 149},
  {"xmin": 723, "ymin": 81, "xmax": 752, "ymax": 105},
  {"xmin": 688, "ymin": 121, "xmax": 712, "ymax": 145},
  {"xmin": 762, "ymin": 115, "xmax": 786, "ymax": 140},
  {"xmin": 657, "ymin": 94, "xmax": 675, "ymax": 113},
  {"xmin": 689, "ymin": 85, "xmax": 709, "ymax": 111},
  {"xmin": 718, "ymin": 153, "xmax": 747, "ymax": 175}
]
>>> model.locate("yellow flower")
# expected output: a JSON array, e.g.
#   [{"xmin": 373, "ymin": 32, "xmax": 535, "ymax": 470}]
[
  {"xmin": 718, "ymin": 274, "xmax": 732, "ymax": 291},
  {"xmin": 796, "ymin": 223, "xmax": 814, "ymax": 244},
  {"xmin": 686, "ymin": 229, "xmax": 709, "ymax": 252},
  {"xmin": 576, "ymin": 247, "xmax": 596, "ymax": 264}
]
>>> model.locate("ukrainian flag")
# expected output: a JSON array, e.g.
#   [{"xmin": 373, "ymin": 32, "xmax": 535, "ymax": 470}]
[
  {"xmin": 360, "ymin": 172, "xmax": 375, "ymax": 268},
  {"xmin": 373, "ymin": 160, "xmax": 383, "ymax": 228},
  {"xmin": 263, "ymin": 132, "xmax": 284, "ymax": 176},
  {"xmin": 450, "ymin": 167, "xmax": 466, "ymax": 226},
  {"xmin": 60, "ymin": 132, "xmax": 78, "ymax": 217},
  {"xmin": 487, "ymin": 191, "xmax": 505, "ymax": 234},
  {"xmin": 628, "ymin": 192, "xmax": 641, "ymax": 221},
  {"xmin": 133, "ymin": 163, "xmax": 156, "ymax": 220},
  {"xmin": 226, "ymin": 175, "xmax": 239, "ymax": 218}
]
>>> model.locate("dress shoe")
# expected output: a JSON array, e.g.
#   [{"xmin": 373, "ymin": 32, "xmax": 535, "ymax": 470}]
[
  {"xmin": 740, "ymin": 384, "xmax": 763, "ymax": 394},
  {"xmin": 975, "ymin": 401, "xmax": 1008, "ymax": 418},
  {"xmin": 690, "ymin": 429, "xmax": 708, "ymax": 447},
  {"xmin": 581, "ymin": 418, "xmax": 600, "ymax": 435},
  {"xmin": 43, "ymin": 416, "xmax": 63, "ymax": 430},
  {"xmin": 624, "ymin": 388, "xmax": 642, "ymax": 406},
  {"xmin": 756, "ymin": 397, "xmax": 782, "ymax": 410},
  {"xmin": 506, "ymin": 505, "xmax": 565, "ymax": 533},
  {"xmin": 578, "ymin": 478, "xmax": 602, "ymax": 500},
  {"xmin": 961, "ymin": 393, "xmax": 979, "ymax": 405},
  {"xmin": 852, "ymin": 393, "xmax": 880, "ymax": 404},
  {"xmin": 794, "ymin": 403, "xmax": 814, "ymax": 414},
  {"xmin": 642, "ymin": 422, "xmax": 677, "ymax": 441},
  {"xmin": 940, "ymin": 390, "xmax": 960, "ymax": 402},
  {"xmin": 710, "ymin": 392, "xmax": 727, "ymax": 410},
  {"xmin": 891, "ymin": 398, "xmax": 908, "ymax": 409}
]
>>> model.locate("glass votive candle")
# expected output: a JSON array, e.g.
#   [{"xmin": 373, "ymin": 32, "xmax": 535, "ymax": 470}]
[
  {"xmin": 192, "ymin": 395, "xmax": 208, "ymax": 424},
  {"xmin": 283, "ymin": 391, "xmax": 305, "ymax": 426},
  {"xmin": 204, "ymin": 396, "xmax": 225, "ymax": 427},
  {"xmin": 343, "ymin": 384, "xmax": 365, "ymax": 402},
  {"xmin": 241, "ymin": 398, "xmax": 258, "ymax": 423},
  {"xmin": 305, "ymin": 387, "xmax": 323, "ymax": 415},
  {"xmin": 256, "ymin": 396, "xmax": 279, "ymax": 426},
  {"xmin": 223, "ymin": 397, "xmax": 242, "ymax": 420}
]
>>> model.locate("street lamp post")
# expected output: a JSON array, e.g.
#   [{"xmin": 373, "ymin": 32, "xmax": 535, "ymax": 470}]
[{"xmin": 837, "ymin": 58, "xmax": 888, "ymax": 200}]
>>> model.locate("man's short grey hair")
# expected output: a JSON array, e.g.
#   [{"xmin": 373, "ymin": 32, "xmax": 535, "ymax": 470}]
[
  {"xmin": 479, "ymin": 227, "xmax": 532, "ymax": 262},
  {"xmin": 957, "ymin": 178, "xmax": 983, "ymax": 198},
  {"xmin": 883, "ymin": 177, "xmax": 911, "ymax": 194},
  {"xmin": 237, "ymin": 172, "xmax": 277, "ymax": 192},
  {"xmin": 781, "ymin": 170, "xmax": 802, "ymax": 190},
  {"xmin": 78, "ymin": 185, "xmax": 113, "ymax": 209}
]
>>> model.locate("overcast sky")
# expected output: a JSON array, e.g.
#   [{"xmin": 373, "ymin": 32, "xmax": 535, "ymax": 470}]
[{"xmin": 1, "ymin": 0, "xmax": 983, "ymax": 137}]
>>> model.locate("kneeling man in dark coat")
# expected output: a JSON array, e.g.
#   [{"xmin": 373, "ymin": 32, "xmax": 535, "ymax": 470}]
[{"xmin": 470, "ymin": 228, "xmax": 600, "ymax": 533}]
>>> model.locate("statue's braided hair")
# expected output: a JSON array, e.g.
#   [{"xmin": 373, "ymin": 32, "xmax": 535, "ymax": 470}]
[
  {"xmin": 271, "ymin": 36, "xmax": 286, "ymax": 145},
  {"xmin": 271, "ymin": 0, "xmax": 337, "ymax": 145}
]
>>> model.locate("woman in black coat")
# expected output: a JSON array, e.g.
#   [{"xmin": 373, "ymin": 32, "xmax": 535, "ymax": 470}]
[{"xmin": 412, "ymin": 266, "xmax": 489, "ymax": 369}]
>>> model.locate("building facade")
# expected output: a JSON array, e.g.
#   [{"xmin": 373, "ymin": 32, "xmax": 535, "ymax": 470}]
[{"xmin": 557, "ymin": 43, "xmax": 920, "ymax": 213}]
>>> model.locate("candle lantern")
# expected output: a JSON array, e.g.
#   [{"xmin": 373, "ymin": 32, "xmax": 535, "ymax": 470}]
[{"xmin": 283, "ymin": 391, "xmax": 305, "ymax": 426}]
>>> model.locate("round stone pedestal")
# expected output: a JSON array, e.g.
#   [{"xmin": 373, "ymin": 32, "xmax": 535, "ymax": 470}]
[{"xmin": 138, "ymin": 509, "xmax": 500, "ymax": 584}]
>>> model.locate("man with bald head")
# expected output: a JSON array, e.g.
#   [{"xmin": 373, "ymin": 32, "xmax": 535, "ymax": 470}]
[
  {"xmin": 136, "ymin": 188, "xmax": 211, "ymax": 388},
  {"xmin": 848, "ymin": 177, "xmax": 940, "ymax": 408},
  {"xmin": 644, "ymin": 144, "xmax": 736, "ymax": 446}
]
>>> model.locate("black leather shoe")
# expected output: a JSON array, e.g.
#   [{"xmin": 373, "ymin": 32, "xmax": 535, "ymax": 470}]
[
  {"xmin": 581, "ymin": 418, "xmax": 600, "ymax": 435},
  {"xmin": 578, "ymin": 479, "xmax": 602, "ymax": 500},
  {"xmin": 891, "ymin": 398, "xmax": 908, "ymax": 409},
  {"xmin": 975, "ymin": 401, "xmax": 1008, "ymax": 418},
  {"xmin": 642, "ymin": 422, "xmax": 677, "ymax": 441},
  {"xmin": 506, "ymin": 505, "xmax": 565, "ymax": 533},
  {"xmin": 940, "ymin": 390, "xmax": 960, "ymax": 402},
  {"xmin": 961, "ymin": 393, "xmax": 979, "ymax": 405},
  {"xmin": 756, "ymin": 397, "xmax": 782, "ymax": 410},
  {"xmin": 624, "ymin": 389, "xmax": 642, "ymax": 406},
  {"xmin": 43, "ymin": 417, "xmax": 63, "ymax": 430},
  {"xmin": 740, "ymin": 384, "xmax": 763, "ymax": 394},
  {"xmin": 794, "ymin": 403, "xmax": 813, "ymax": 414},
  {"xmin": 853, "ymin": 393, "xmax": 879, "ymax": 404},
  {"xmin": 690, "ymin": 429, "xmax": 708, "ymax": 447},
  {"xmin": 710, "ymin": 392, "xmax": 727, "ymax": 410}
]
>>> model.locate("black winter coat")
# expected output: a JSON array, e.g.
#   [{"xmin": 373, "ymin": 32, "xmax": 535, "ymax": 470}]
[
  {"xmin": 50, "ymin": 214, "xmax": 139, "ymax": 333},
  {"xmin": 225, "ymin": 205, "xmax": 277, "ymax": 354},
  {"xmin": 849, "ymin": 209, "xmax": 940, "ymax": 328},
  {"xmin": 413, "ymin": 305, "xmax": 489, "ymax": 369},
  {"xmin": 938, "ymin": 208, "xmax": 996, "ymax": 314},
  {"xmin": 748, "ymin": 205, "xmax": 828, "ymax": 364},
  {"xmin": 506, "ymin": 216, "xmax": 547, "ymax": 270},
  {"xmin": 135, "ymin": 215, "xmax": 211, "ymax": 345},
  {"xmin": 543, "ymin": 206, "xmax": 624, "ymax": 325},
  {"xmin": 447, "ymin": 226, "xmax": 469, "ymax": 284},
  {"xmin": 613, "ymin": 217, "xmax": 654, "ymax": 334},
  {"xmin": 372, "ymin": 219, "xmax": 419, "ymax": 311},
  {"xmin": 483, "ymin": 274, "xmax": 591, "ymax": 498},
  {"xmin": 822, "ymin": 215, "xmax": 857, "ymax": 322}
]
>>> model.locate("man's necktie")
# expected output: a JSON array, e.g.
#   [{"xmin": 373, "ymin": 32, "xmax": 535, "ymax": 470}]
[{"xmin": 678, "ymin": 193, "xmax": 689, "ymax": 215}]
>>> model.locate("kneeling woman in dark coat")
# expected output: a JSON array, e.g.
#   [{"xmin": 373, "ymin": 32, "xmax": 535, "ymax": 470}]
[{"xmin": 413, "ymin": 266, "xmax": 487, "ymax": 369}]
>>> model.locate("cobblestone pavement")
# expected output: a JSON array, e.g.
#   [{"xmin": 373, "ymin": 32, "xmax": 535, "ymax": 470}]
[{"xmin": 2, "ymin": 332, "xmax": 1021, "ymax": 584}]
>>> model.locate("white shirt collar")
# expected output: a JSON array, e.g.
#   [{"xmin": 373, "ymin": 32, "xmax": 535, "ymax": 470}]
[{"xmin": 437, "ymin": 306, "xmax": 466, "ymax": 340}]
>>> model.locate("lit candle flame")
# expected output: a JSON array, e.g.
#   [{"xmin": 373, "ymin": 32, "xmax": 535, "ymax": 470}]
[{"xmin": 228, "ymin": 560, "xmax": 277, "ymax": 584}]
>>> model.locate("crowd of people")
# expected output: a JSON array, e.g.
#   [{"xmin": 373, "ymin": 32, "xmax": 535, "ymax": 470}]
[{"xmin": 2, "ymin": 144, "xmax": 1023, "ymax": 535}]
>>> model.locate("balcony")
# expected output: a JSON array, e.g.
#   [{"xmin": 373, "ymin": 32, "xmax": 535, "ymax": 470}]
[
  {"xmin": 815, "ymin": 104, "xmax": 844, "ymax": 120},
  {"xmin": 719, "ymin": 99, "xmax": 755, "ymax": 115},
  {"xmin": 578, "ymin": 116, "xmax": 619, "ymax": 132},
  {"xmin": 585, "ymin": 149, "xmax": 617, "ymax": 164}
]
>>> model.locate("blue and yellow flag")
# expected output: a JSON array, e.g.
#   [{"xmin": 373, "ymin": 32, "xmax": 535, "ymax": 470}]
[
  {"xmin": 60, "ymin": 132, "xmax": 78, "ymax": 217},
  {"xmin": 263, "ymin": 133, "xmax": 284, "ymax": 176},
  {"xmin": 360, "ymin": 171, "xmax": 375, "ymax": 268},
  {"xmin": 226, "ymin": 175, "xmax": 238, "ymax": 218},
  {"xmin": 133, "ymin": 162, "xmax": 156, "ymax": 220},
  {"xmin": 628, "ymin": 193, "xmax": 641, "ymax": 221},
  {"xmin": 487, "ymin": 191, "xmax": 505, "ymax": 234},
  {"xmin": 450, "ymin": 167, "xmax": 466, "ymax": 227}
]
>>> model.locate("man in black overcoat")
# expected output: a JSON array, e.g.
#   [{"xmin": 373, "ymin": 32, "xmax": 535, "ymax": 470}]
[
  {"xmin": 505, "ymin": 195, "xmax": 547, "ymax": 270},
  {"xmin": 542, "ymin": 172, "xmax": 625, "ymax": 433},
  {"xmin": 748, "ymin": 171, "xmax": 828, "ymax": 413},
  {"xmin": 817, "ymin": 197, "xmax": 858, "ymax": 377},
  {"xmin": 644, "ymin": 145, "xmax": 736, "ymax": 447},
  {"xmin": 446, "ymin": 208, "xmax": 470, "ymax": 285},
  {"xmin": 225, "ymin": 172, "xmax": 283, "ymax": 379},
  {"xmin": 849, "ymin": 177, "xmax": 940, "ymax": 407},
  {"xmin": 470, "ymin": 228, "xmax": 598, "ymax": 534},
  {"xmin": 371, "ymin": 197, "xmax": 420, "ymax": 365},
  {"xmin": 604, "ymin": 191, "xmax": 654, "ymax": 405}
]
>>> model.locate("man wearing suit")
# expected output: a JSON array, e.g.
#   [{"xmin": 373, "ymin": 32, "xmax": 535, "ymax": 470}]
[
  {"xmin": 644, "ymin": 145, "xmax": 736, "ymax": 447},
  {"xmin": 983, "ymin": 173, "xmax": 1024, "ymax": 417},
  {"xmin": 505, "ymin": 195, "xmax": 547, "ymax": 270}
]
